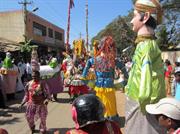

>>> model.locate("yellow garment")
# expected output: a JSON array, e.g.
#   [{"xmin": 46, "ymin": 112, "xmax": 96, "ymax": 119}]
[{"xmin": 94, "ymin": 87, "xmax": 117, "ymax": 117}]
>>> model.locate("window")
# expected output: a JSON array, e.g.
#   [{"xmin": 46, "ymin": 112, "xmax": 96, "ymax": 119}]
[
  {"xmin": 55, "ymin": 31, "xmax": 63, "ymax": 41},
  {"xmin": 33, "ymin": 22, "xmax": 46, "ymax": 36},
  {"xmin": 48, "ymin": 28, "xmax": 53, "ymax": 38}
]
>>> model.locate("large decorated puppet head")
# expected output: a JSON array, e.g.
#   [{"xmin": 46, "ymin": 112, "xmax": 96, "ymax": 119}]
[
  {"xmin": 2, "ymin": 52, "xmax": 13, "ymax": 69},
  {"xmin": 92, "ymin": 40, "xmax": 100, "ymax": 56},
  {"xmin": 73, "ymin": 39, "xmax": 85, "ymax": 56},
  {"xmin": 6, "ymin": 52, "xmax": 11, "ymax": 59},
  {"xmin": 133, "ymin": 0, "xmax": 163, "ymax": 29},
  {"xmin": 71, "ymin": 94, "xmax": 104, "ymax": 129},
  {"xmin": 94, "ymin": 36, "xmax": 116, "ymax": 71}
]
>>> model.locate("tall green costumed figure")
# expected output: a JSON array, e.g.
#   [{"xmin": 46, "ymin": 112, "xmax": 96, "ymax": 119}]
[{"xmin": 125, "ymin": 0, "xmax": 166, "ymax": 133}]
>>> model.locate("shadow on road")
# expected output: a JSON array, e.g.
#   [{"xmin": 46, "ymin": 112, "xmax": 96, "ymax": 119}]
[
  {"xmin": 0, "ymin": 92, "xmax": 25, "ymax": 125},
  {"xmin": 56, "ymin": 98, "xmax": 72, "ymax": 104}
]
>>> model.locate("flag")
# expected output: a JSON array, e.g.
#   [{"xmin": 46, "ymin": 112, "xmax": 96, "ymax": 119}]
[{"xmin": 70, "ymin": 0, "xmax": 75, "ymax": 9}]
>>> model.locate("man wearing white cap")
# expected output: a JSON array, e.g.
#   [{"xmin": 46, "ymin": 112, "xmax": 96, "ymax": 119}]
[
  {"xmin": 125, "ymin": 0, "xmax": 166, "ymax": 133},
  {"xmin": 146, "ymin": 98, "xmax": 180, "ymax": 134}
]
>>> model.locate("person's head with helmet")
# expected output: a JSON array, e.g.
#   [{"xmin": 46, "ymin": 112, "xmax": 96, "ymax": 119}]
[{"xmin": 71, "ymin": 94, "xmax": 104, "ymax": 129}]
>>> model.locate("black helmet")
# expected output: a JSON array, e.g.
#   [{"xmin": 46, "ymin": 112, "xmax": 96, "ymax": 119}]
[{"xmin": 72, "ymin": 94, "xmax": 104, "ymax": 128}]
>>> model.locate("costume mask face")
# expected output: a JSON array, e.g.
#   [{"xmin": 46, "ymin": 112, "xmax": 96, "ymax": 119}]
[{"xmin": 131, "ymin": 10, "xmax": 144, "ymax": 32}]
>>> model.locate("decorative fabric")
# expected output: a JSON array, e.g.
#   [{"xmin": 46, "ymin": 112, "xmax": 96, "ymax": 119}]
[
  {"xmin": 22, "ymin": 80, "xmax": 48, "ymax": 132},
  {"xmin": 125, "ymin": 36, "xmax": 166, "ymax": 113},
  {"xmin": 25, "ymin": 103, "xmax": 48, "ymax": 132},
  {"xmin": 23, "ymin": 80, "xmax": 46, "ymax": 104},
  {"xmin": 95, "ymin": 36, "xmax": 116, "ymax": 71},
  {"xmin": 125, "ymin": 96, "xmax": 166, "ymax": 134},
  {"xmin": 41, "ymin": 71, "xmax": 63, "ymax": 95},
  {"xmin": 2, "ymin": 57, "xmax": 13, "ymax": 69},
  {"xmin": 135, "ymin": 34, "xmax": 156, "ymax": 44},
  {"xmin": 48, "ymin": 57, "xmax": 58, "ymax": 68},
  {"xmin": 94, "ymin": 87, "xmax": 117, "ymax": 117},
  {"xmin": 135, "ymin": 0, "xmax": 163, "ymax": 24},
  {"xmin": 82, "ymin": 57, "xmax": 127, "ymax": 118}
]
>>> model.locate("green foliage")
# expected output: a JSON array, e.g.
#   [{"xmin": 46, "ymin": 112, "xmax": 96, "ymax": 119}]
[
  {"xmin": 19, "ymin": 35, "xmax": 33, "ymax": 61},
  {"xmin": 91, "ymin": 13, "xmax": 135, "ymax": 55},
  {"xmin": 156, "ymin": 25, "xmax": 169, "ymax": 49},
  {"xmin": 156, "ymin": 0, "xmax": 180, "ymax": 49},
  {"xmin": 20, "ymin": 35, "xmax": 32, "ymax": 53}
]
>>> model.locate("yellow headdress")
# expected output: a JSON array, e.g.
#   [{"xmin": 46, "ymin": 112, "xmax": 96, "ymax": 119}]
[{"xmin": 135, "ymin": 0, "xmax": 163, "ymax": 24}]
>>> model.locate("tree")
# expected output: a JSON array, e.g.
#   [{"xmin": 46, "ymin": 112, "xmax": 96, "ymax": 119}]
[
  {"xmin": 156, "ymin": 0, "xmax": 180, "ymax": 49},
  {"xmin": 91, "ymin": 14, "xmax": 135, "ymax": 56},
  {"xmin": 19, "ymin": 35, "xmax": 32, "ymax": 61}
]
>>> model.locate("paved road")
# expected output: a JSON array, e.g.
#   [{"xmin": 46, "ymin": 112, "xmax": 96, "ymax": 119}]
[{"xmin": 0, "ymin": 90, "xmax": 125, "ymax": 134}]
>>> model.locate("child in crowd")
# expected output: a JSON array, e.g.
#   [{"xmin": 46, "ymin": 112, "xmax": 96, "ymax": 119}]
[
  {"xmin": 20, "ymin": 71, "xmax": 50, "ymax": 134},
  {"xmin": 146, "ymin": 98, "xmax": 180, "ymax": 134}
]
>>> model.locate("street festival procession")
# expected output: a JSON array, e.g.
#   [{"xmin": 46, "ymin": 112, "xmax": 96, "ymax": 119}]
[{"xmin": 0, "ymin": 0, "xmax": 179, "ymax": 134}]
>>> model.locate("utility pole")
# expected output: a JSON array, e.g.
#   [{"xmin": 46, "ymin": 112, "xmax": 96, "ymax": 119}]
[
  {"xmin": 79, "ymin": 32, "xmax": 82, "ymax": 39},
  {"xmin": 18, "ymin": 0, "xmax": 32, "ymax": 38},
  {"xmin": 85, "ymin": 0, "xmax": 89, "ymax": 51}
]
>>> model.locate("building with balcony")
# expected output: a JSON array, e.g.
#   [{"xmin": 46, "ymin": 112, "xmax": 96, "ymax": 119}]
[{"xmin": 0, "ymin": 10, "xmax": 65, "ymax": 55}]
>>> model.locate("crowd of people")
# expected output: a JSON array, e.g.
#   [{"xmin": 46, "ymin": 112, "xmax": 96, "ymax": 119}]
[{"xmin": 0, "ymin": 0, "xmax": 180, "ymax": 134}]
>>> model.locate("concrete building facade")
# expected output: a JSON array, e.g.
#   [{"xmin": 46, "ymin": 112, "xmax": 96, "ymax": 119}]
[{"xmin": 0, "ymin": 10, "xmax": 65, "ymax": 53}]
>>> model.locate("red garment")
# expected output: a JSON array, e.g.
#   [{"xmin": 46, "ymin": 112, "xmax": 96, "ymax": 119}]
[
  {"xmin": 69, "ymin": 85, "xmax": 89, "ymax": 96},
  {"xmin": 23, "ymin": 80, "xmax": 46, "ymax": 104},
  {"xmin": 66, "ymin": 120, "xmax": 122, "ymax": 134},
  {"xmin": 165, "ymin": 65, "xmax": 172, "ymax": 77},
  {"xmin": 28, "ymin": 81, "xmax": 41, "ymax": 103},
  {"xmin": 61, "ymin": 62, "xmax": 67, "ymax": 73}
]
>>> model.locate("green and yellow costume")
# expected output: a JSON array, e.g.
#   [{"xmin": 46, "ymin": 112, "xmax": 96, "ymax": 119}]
[{"xmin": 125, "ymin": 35, "xmax": 166, "ymax": 113}]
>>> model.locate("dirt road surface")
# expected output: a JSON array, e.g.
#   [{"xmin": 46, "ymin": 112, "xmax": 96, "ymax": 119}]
[{"xmin": 0, "ymin": 90, "xmax": 125, "ymax": 134}]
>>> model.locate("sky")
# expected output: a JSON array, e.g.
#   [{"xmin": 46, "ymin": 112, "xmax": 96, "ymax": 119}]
[{"xmin": 0, "ymin": 0, "xmax": 133, "ymax": 45}]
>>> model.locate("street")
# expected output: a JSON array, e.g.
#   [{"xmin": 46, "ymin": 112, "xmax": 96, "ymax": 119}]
[{"xmin": 0, "ymin": 90, "xmax": 125, "ymax": 134}]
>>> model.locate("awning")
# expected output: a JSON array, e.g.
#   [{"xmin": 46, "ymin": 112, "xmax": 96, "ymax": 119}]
[{"xmin": 0, "ymin": 38, "xmax": 20, "ymax": 52}]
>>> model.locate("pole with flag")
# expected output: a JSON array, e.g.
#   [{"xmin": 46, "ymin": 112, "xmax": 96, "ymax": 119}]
[
  {"xmin": 66, "ymin": 0, "xmax": 74, "ymax": 53},
  {"xmin": 85, "ymin": 0, "xmax": 89, "ymax": 52}
]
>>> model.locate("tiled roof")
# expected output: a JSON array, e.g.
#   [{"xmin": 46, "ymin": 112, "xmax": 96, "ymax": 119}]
[{"xmin": 0, "ymin": 37, "xmax": 20, "ymax": 52}]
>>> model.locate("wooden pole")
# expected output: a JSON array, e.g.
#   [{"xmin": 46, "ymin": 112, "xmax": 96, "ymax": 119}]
[{"xmin": 85, "ymin": 0, "xmax": 89, "ymax": 51}]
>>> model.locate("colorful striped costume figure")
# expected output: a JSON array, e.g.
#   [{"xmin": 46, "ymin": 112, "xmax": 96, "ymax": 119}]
[
  {"xmin": 81, "ymin": 36, "xmax": 128, "ymax": 126},
  {"xmin": 20, "ymin": 71, "xmax": 50, "ymax": 134},
  {"xmin": 125, "ymin": 0, "xmax": 166, "ymax": 133}
]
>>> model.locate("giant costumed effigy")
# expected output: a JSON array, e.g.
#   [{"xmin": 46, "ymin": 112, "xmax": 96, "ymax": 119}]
[
  {"xmin": 63, "ymin": 39, "xmax": 89, "ymax": 101},
  {"xmin": 81, "ymin": 36, "xmax": 128, "ymax": 125},
  {"xmin": 73, "ymin": 39, "xmax": 85, "ymax": 57},
  {"xmin": 30, "ymin": 46, "xmax": 63, "ymax": 96},
  {"xmin": 0, "ymin": 52, "xmax": 18, "ymax": 100}
]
